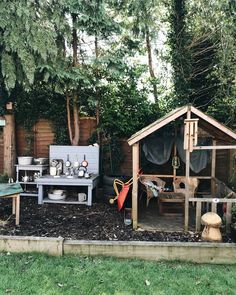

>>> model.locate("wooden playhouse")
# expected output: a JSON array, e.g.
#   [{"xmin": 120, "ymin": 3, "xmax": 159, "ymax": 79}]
[{"xmin": 128, "ymin": 105, "xmax": 236, "ymax": 231}]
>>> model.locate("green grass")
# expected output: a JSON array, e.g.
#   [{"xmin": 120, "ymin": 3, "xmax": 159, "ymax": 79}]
[{"xmin": 0, "ymin": 253, "xmax": 236, "ymax": 295}]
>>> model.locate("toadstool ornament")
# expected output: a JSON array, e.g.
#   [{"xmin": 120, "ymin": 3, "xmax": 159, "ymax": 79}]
[{"xmin": 201, "ymin": 212, "xmax": 222, "ymax": 242}]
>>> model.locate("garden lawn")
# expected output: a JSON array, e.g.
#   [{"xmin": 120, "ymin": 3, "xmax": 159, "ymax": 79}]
[{"xmin": 0, "ymin": 253, "xmax": 236, "ymax": 295}]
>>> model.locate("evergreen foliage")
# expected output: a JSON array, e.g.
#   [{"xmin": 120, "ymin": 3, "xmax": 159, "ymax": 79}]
[
  {"xmin": 0, "ymin": 0, "xmax": 58, "ymax": 92},
  {"xmin": 0, "ymin": 0, "xmax": 235, "ymax": 144}
]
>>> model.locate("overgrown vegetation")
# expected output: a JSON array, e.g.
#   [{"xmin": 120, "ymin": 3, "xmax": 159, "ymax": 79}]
[
  {"xmin": 0, "ymin": 0, "xmax": 235, "ymax": 169},
  {"xmin": 0, "ymin": 253, "xmax": 236, "ymax": 295}
]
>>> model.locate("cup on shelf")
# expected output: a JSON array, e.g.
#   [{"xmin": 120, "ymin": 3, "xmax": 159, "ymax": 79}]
[{"xmin": 78, "ymin": 193, "xmax": 87, "ymax": 202}]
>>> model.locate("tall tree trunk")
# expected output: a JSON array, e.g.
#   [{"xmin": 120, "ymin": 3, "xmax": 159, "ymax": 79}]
[
  {"xmin": 94, "ymin": 35, "xmax": 101, "ymax": 146},
  {"xmin": 169, "ymin": 0, "xmax": 192, "ymax": 106},
  {"xmin": 67, "ymin": 13, "xmax": 80, "ymax": 146},
  {"xmin": 145, "ymin": 26, "xmax": 158, "ymax": 102}
]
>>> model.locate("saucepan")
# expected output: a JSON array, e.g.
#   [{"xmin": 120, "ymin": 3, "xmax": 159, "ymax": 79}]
[
  {"xmin": 81, "ymin": 154, "xmax": 88, "ymax": 168},
  {"xmin": 65, "ymin": 154, "xmax": 71, "ymax": 167}
]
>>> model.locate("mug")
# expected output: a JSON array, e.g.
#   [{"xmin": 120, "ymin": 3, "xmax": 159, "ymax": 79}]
[{"xmin": 78, "ymin": 193, "xmax": 87, "ymax": 202}]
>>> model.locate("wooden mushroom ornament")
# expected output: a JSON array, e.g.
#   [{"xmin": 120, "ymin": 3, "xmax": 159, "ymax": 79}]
[{"xmin": 201, "ymin": 212, "xmax": 222, "ymax": 242}]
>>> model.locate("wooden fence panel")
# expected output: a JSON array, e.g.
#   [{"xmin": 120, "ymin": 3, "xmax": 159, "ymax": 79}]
[
  {"xmin": 34, "ymin": 120, "xmax": 54, "ymax": 157},
  {"xmin": 120, "ymin": 139, "xmax": 132, "ymax": 176},
  {"xmin": 0, "ymin": 118, "xmax": 97, "ymax": 174},
  {"xmin": 79, "ymin": 117, "xmax": 96, "ymax": 146}
]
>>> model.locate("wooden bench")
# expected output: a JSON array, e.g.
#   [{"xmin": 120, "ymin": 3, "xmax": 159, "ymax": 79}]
[
  {"xmin": 0, "ymin": 183, "xmax": 23, "ymax": 225},
  {"xmin": 158, "ymin": 192, "xmax": 185, "ymax": 215}
]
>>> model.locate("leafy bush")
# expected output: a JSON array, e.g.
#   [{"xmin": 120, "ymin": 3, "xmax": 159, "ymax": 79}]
[{"xmin": 0, "ymin": 173, "xmax": 9, "ymax": 183}]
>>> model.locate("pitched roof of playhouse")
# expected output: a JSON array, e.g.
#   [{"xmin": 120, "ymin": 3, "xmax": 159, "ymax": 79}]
[{"xmin": 128, "ymin": 105, "xmax": 236, "ymax": 146}]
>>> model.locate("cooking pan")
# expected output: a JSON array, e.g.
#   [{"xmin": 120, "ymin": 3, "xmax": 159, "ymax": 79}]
[
  {"xmin": 81, "ymin": 154, "xmax": 88, "ymax": 168},
  {"xmin": 65, "ymin": 154, "xmax": 71, "ymax": 167}
]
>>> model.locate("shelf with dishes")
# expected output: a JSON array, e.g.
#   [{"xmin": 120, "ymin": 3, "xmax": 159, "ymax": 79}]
[
  {"xmin": 41, "ymin": 188, "xmax": 88, "ymax": 205},
  {"xmin": 15, "ymin": 162, "xmax": 49, "ymax": 197}
]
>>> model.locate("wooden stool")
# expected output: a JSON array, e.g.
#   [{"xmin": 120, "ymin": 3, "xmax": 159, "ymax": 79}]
[
  {"xmin": 201, "ymin": 212, "xmax": 222, "ymax": 242},
  {"xmin": 0, "ymin": 183, "xmax": 23, "ymax": 225}
]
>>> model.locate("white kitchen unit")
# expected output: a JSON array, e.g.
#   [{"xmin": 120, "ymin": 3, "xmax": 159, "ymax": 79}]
[
  {"xmin": 35, "ymin": 145, "xmax": 100, "ymax": 206},
  {"xmin": 15, "ymin": 164, "xmax": 48, "ymax": 197}
]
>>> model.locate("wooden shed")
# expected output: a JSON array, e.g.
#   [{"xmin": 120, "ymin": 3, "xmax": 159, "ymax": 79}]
[{"xmin": 128, "ymin": 105, "xmax": 236, "ymax": 231}]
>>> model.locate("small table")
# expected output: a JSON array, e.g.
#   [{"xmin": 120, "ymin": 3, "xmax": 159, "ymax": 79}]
[
  {"xmin": 0, "ymin": 183, "xmax": 23, "ymax": 225},
  {"xmin": 158, "ymin": 192, "xmax": 185, "ymax": 215}
]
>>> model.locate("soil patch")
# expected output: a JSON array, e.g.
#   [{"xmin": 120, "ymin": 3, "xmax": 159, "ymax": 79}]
[{"xmin": 0, "ymin": 197, "xmax": 231, "ymax": 242}]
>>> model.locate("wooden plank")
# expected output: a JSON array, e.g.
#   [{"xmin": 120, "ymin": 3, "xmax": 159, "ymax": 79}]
[
  {"xmin": 195, "ymin": 201, "xmax": 202, "ymax": 232},
  {"xmin": 189, "ymin": 198, "xmax": 236, "ymax": 203},
  {"xmin": 173, "ymin": 144, "xmax": 177, "ymax": 179},
  {"xmin": 211, "ymin": 202, "xmax": 217, "ymax": 213},
  {"xmin": 132, "ymin": 143, "xmax": 139, "ymax": 229},
  {"xmin": 184, "ymin": 119, "xmax": 200, "ymax": 122},
  {"xmin": 189, "ymin": 121, "xmax": 194, "ymax": 152},
  {"xmin": 141, "ymin": 174, "xmax": 174, "ymax": 178},
  {"xmin": 191, "ymin": 106, "xmax": 236, "ymax": 140},
  {"xmin": 194, "ymin": 120, "xmax": 198, "ymax": 146},
  {"xmin": 211, "ymin": 140, "xmax": 216, "ymax": 196},
  {"xmin": 226, "ymin": 203, "xmax": 232, "ymax": 234},
  {"xmin": 184, "ymin": 121, "xmax": 189, "ymax": 150},
  {"xmin": 184, "ymin": 108, "xmax": 191, "ymax": 232},
  {"xmin": 138, "ymin": 174, "xmax": 213, "ymax": 180},
  {"xmin": 128, "ymin": 106, "xmax": 188, "ymax": 146},
  {"xmin": 3, "ymin": 114, "xmax": 16, "ymax": 177},
  {"xmin": 193, "ymin": 145, "xmax": 236, "ymax": 150}
]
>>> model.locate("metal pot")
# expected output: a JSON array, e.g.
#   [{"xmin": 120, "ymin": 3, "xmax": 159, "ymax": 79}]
[{"xmin": 78, "ymin": 166, "xmax": 87, "ymax": 177}]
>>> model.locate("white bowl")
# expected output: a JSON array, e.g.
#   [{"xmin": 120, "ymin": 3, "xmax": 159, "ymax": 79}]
[
  {"xmin": 18, "ymin": 156, "xmax": 33, "ymax": 165},
  {"xmin": 48, "ymin": 193, "xmax": 66, "ymax": 200},
  {"xmin": 52, "ymin": 189, "xmax": 64, "ymax": 195}
]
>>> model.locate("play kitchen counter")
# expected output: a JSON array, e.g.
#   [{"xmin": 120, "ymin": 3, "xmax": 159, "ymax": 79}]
[
  {"xmin": 35, "ymin": 174, "xmax": 99, "ymax": 205},
  {"xmin": 35, "ymin": 145, "xmax": 100, "ymax": 206}
]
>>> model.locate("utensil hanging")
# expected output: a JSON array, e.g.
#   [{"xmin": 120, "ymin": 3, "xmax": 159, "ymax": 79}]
[
  {"xmin": 81, "ymin": 154, "xmax": 88, "ymax": 168},
  {"xmin": 65, "ymin": 154, "xmax": 71, "ymax": 167},
  {"xmin": 74, "ymin": 155, "xmax": 79, "ymax": 168}
]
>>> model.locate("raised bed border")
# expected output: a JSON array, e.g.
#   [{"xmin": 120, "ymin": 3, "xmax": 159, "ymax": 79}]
[{"xmin": 0, "ymin": 235, "xmax": 236, "ymax": 264}]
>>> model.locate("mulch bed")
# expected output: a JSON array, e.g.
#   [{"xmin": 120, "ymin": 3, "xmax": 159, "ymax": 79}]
[{"xmin": 0, "ymin": 197, "xmax": 232, "ymax": 242}]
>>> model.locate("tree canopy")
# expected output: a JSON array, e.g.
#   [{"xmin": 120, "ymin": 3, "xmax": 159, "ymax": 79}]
[{"xmin": 0, "ymin": 0, "xmax": 235, "ymax": 140}]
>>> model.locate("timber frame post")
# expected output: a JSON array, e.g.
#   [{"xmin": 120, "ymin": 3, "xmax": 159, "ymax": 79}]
[
  {"xmin": 184, "ymin": 107, "xmax": 191, "ymax": 232},
  {"xmin": 132, "ymin": 143, "xmax": 139, "ymax": 229},
  {"xmin": 211, "ymin": 140, "xmax": 216, "ymax": 196},
  {"xmin": 3, "ymin": 113, "xmax": 16, "ymax": 178}
]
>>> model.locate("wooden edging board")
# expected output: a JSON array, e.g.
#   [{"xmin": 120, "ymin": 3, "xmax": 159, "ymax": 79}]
[{"xmin": 0, "ymin": 236, "xmax": 236, "ymax": 264}]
